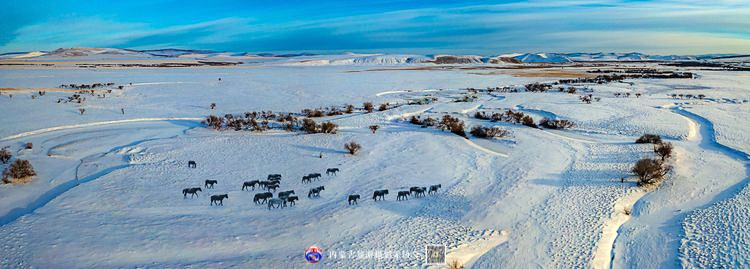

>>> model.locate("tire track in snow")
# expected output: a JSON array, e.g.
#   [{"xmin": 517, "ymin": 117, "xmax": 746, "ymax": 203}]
[
  {"xmin": 462, "ymin": 139, "xmax": 509, "ymax": 158},
  {"xmin": 1, "ymin": 118, "xmax": 202, "ymax": 141},
  {"xmin": 0, "ymin": 122, "xmax": 195, "ymax": 226}
]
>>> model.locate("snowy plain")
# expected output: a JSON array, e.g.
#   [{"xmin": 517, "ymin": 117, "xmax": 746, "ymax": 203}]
[{"xmin": 0, "ymin": 54, "xmax": 748, "ymax": 268}]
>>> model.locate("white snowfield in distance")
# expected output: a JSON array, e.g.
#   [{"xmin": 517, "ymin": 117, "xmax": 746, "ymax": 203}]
[{"xmin": 0, "ymin": 50, "xmax": 748, "ymax": 268}]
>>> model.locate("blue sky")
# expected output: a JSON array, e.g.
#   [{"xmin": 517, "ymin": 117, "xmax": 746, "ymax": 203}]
[{"xmin": 1, "ymin": 0, "xmax": 749, "ymax": 54}]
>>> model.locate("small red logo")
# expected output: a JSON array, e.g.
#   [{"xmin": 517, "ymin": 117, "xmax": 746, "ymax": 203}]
[{"xmin": 305, "ymin": 245, "xmax": 323, "ymax": 263}]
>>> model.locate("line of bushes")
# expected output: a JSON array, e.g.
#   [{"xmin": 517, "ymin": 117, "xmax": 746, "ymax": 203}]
[
  {"xmin": 473, "ymin": 109, "xmax": 537, "ymax": 128},
  {"xmin": 408, "ymin": 115, "xmax": 466, "ymax": 138},
  {"xmin": 203, "ymin": 113, "xmax": 338, "ymax": 134}
]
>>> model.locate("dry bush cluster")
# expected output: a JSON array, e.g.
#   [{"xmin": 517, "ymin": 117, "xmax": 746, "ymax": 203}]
[
  {"xmin": 369, "ymin": 125, "xmax": 380, "ymax": 134},
  {"xmin": 378, "ymin": 102, "xmax": 389, "ymax": 111},
  {"xmin": 59, "ymin": 83, "xmax": 115, "ymax": 89},
  {"xmin": 2, "ymin": 159, "xmax": 36, "ymax": 184},
  {"xmin": 654, "ymin": 141, "xmax": 673, "ymax": 161},
  {"xmin": 300, "ymin": 118, "xmax": 338, "ymax": 134},
  {"xmin": 525, "ymin": 83, "xmax": 553, "ymax": 92},
  {"xmin": 407, "ymin": 96, "xmax": 438, "ymax": 105},
  {"xmin": 408, "ymin": 115, "xmax": 466, "ymax": 137},
  {"xmin": 578, "ymin": 94, "xmax": 600, "ymax": 104},
  {"xmin": 474, "ymin": 109, "xmax": 537, "ymax": 128},
  {"xmin": 632, "ymin": 158, "xmax": 669, "ymax": 186},
  {"xmin": 344, "ymin": 142, "xmax": 361, "ymax": 155},
  {"xmin": 613, "ymin": 92, "xmax": 640, "ymax": 98},
  {"xmin": 470, "ymin": 125, "xmax": 510, "ymax": 139},
  {"xmin": 539, "ymin": 118, "xmax": 575, "ymax": 129},
  {"xmin": 631, "ymin": 134, "xmax": 675, "ymax": 186},
  {"xmin": 363, "ymin": 102, "xmax": 374, "ymax": 113},
  {"xmin": 636, "ymin": 134, "xmax": 662, "ymax": 144},
  {"xmin": 670, "ymin": 93, "xmax": 706, "ymax": 99},
  {"xmin": 206, "ymin": 113, "xmax": 339, "ymax": 135},
  {"xmin": 0, "ymin": 147, "xmax": 11, "ymax": 164},
  {"xmin": 438, "ymin": 115, "xmax": 467, "ymax": 137},
  {"xmin": 409, "ymin": 115, "xmax": 437, "ymax": 127}
]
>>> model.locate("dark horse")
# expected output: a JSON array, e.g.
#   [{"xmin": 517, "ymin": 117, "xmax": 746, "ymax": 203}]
[
  {"xmin": 284, "ymin": 196, "xmax": 299, "ymax": 207},
  {"xmin": 279, "ymin": 190, "xmax": 295, "ymax": 200},
  {"xmin": 242, "ymin": 180, "xmax": 259, "ymax": 191},
  {"xmin": 210, "ymin": 194, "xmax": 228, "ymax": 206},
  {"xmin": 308, "ymin": 173, "xmax": 322, "ymax": 181},
  {"xmin": 414, "ymin": 187, "xmax": 426, "ymax": 198},
  {"xmin": 182, "ymin": 187, "xmax": 202, "ymax": 198},
  {"xmin": 326, "ymin": 168, "xmax": 340, "ymax": 176},
  {"xmin": 267, "ymin": 184, "xmax": 280, "ymax": 192},
  {"xmin": 301, "ymin": 175, "xmax": 312, "ymax": 184},
  {"xmin": 205, "ymin": 180, "xmax": 218, "ymax": 189},
  {"xmin": 268, "ymin": 174, "xmax": 282, "ymax": 180},
  {"xmin": 429, "ymin": 184, "xmax": 442, "ymax": 195},
  {"xmin": 254, "ymin": 192, "xmax": 273, "ymax": 204},
  {"xmin": 409, "ymin": 186, "xmax": 422, "ymax": 196},
  {"xmin": 372, "ymin": 189, "xmax": 389, "ymax": 201},
  {"xmin": 348, "ymin": 194, "xmax": 360, "ymax": 205},
  {"xmin": 187, "ymin": 160, "xmax": 196, "ymax": 168},
  {"xmin": 397, "ymin": 191, "xmax": 410, "ymax": 201},
  {"xmin": 308, "ymin": 186, "xmax": 325, "ymax": 198}
]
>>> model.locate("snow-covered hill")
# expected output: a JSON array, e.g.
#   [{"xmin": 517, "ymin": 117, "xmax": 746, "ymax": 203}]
[{"xmin": 2, "ymin": 47, "xmax": 746, "ymax": 65}]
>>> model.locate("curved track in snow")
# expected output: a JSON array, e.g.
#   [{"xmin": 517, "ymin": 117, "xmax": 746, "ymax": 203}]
[
  {"xmin": 601, "ymin": 105, "xmax": 750, "ymax": 268},
  {"xmin": 1, "ymin": 118, "xmax": 202, "ymax": 141},
  {"xmin": 0, "ymin": 120, "xmax": 197, "ymax": 226}
]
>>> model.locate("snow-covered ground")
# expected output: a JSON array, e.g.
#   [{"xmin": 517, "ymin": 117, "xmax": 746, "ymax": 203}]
[{"xmin": 0, "ymin": 58, "xmax": 748, "ymax": 268}]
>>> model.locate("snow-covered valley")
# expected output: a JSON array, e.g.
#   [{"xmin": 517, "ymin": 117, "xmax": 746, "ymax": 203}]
[{"xmin": 0, "ymin": 55, "xmax": 748, "ymax": 268}]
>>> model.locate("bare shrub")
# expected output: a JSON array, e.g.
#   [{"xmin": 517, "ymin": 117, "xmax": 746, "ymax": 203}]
[
  {"xmin": 654, "ymin": 142, "xmax": 674, "ymax": 161},
  {"xmin": 203, "ymin": 115, "xmax": 223, "ymax": 130},
  {"xmin": 410, "ymin": 116, "xmax": 422, "ymax": 125},
  {"xmin": 636, "ymin": 134, "xmax": 662, "ymax": 144},
  {"xmin": 2, "ymin": 159, "xmax": 36, "ymax": 184},
  {"xmin": 326, "ymin": 109, "xmax": 343, "ymax": 116},
  {"xmin": 378, "ymin": 102, "xmax": 389, "ymax": 111},
  {"xmin": 470, "ymin": 125, "xmax": 510, "ymax": 138},
  {"xmin": 525, "ymin": 83, "xmax": 552, "ymax": 92},
  {"xmin": 319, "ymin": 122, "xmax": 338, "ymax": 134},
  {"xmin": 369, "ymin": 125, "xmax": 380, "ymax": 134},
  {"xmin": 25, "ymin": 142, "xmax": 33, "ymax": 149},
  {"xmin": 539, "ymin": 118, "xmax": 575, "ymax": 129},
  {"xmin": 0, "ymin": 147, "xmax": 11, "ymax": 164},
  {"xmin": 632, "ymin": 158, "xmax": 669, "ymax": 185},
  {"xmin": 78, "ymin": 108, "xmax": 86, "ymax": 115},
  {"xmin": 439, "ymin": 115, "xmax": 466, "ymax": 138},
  {"xmin": 363, "ymin": 102, "xmax": 374, "ymax": 113},
  {"xmin": 302, "ymin": 118, "xmax": 318, "ymax": 133},
  {"xmin": 302, "ymin": 108, "xmax": 324, "ymax": 117},
  {"xmin": 521, "ymin": 115, "xmax": 536, "ymax": 128},
  {"xmin": 344, "ymin": 142, "xmax": 361, "ymax": 155},
  {"xmin": 345, "ymin": 104, "xmax": 354, "ymax": 114}
]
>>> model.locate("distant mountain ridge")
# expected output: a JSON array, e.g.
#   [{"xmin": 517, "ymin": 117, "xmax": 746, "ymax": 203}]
[{"xmin": 1, "ymin": 47, "xmax": 746, "ymax": 65}]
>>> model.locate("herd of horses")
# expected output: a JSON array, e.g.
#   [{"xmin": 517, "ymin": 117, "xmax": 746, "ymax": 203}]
[{"xmin": 182, "ymin": 161, "xmax": 443, "ymax": 209}]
